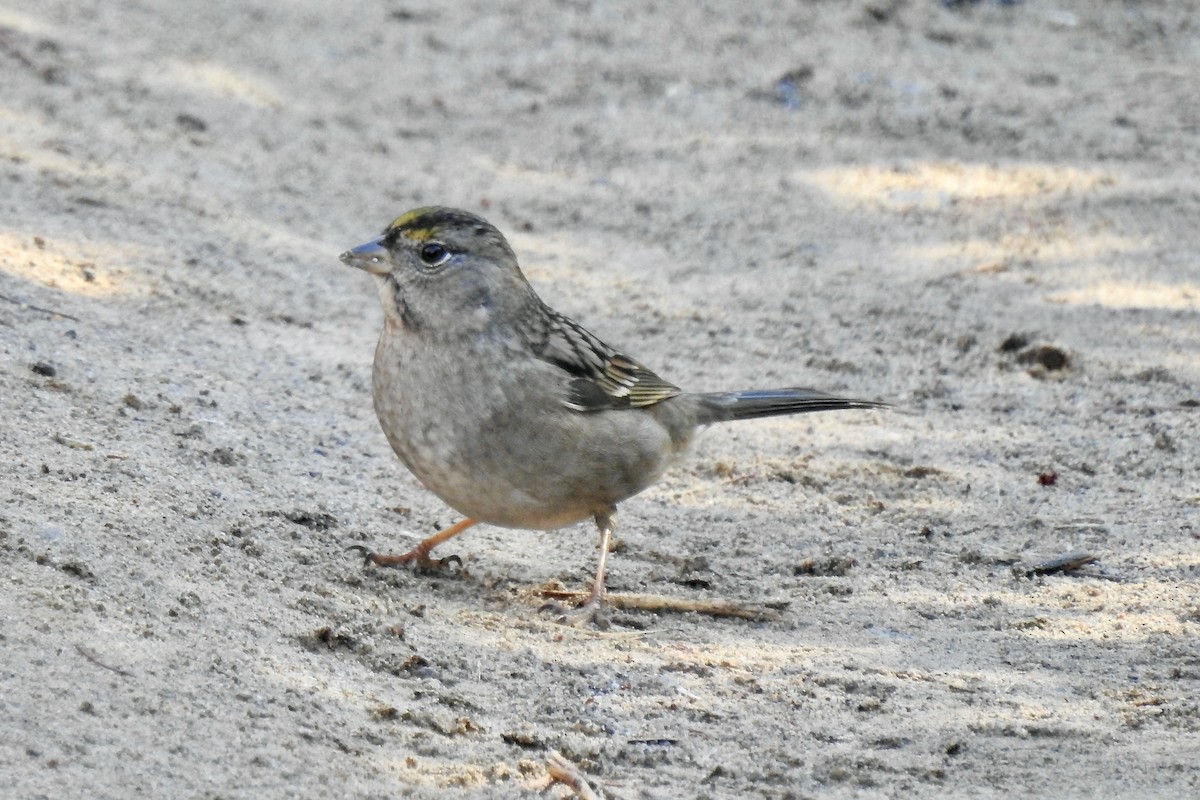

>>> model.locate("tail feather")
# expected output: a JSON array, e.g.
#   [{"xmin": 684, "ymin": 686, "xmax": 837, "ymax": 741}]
[{"xmin": 695, "ymin": 388, "xmax": 886, "ymax": 424}]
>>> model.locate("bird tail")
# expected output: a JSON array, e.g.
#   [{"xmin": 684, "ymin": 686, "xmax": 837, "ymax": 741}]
[{"xmin": 694, "ymin": 388, "xmax": 886, "ymax": 424}]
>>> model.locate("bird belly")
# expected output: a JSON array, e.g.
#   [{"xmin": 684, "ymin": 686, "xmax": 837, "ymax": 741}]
[{"xmin": 375, "ymin": 381, "xmax": 673, "ymax": 530}]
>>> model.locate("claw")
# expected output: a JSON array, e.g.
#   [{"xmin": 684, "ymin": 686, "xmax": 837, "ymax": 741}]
[
  {"xmin": 437, "ymin": 553, "xmax": 464, "ymax": 572},
  {"xmin": 346, "ymin": 518, "xmax": 477, "ymax": 575},
  {"xmin": 346, "ymin": 544, "xmax": 375, "ymax": 566},
  {"xmin": 408, "ymin": 552, "xmax": 464, "ymax": 575},
  {"xmin": 347, "ymin": 543, "xmax": 462, "ymax": 573},
  {"xmin": 538, "ymin": 598, "xmax": 611, "ymax": 630},
  {"xmin": 558, "ymin": 602, "xmax": 611, "ymax": 630}
]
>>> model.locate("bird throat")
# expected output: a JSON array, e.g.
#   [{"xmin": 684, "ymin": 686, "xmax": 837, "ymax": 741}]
[{"xmin": 375, "ymin": 274, "xmax": 424, "ymax": 332}]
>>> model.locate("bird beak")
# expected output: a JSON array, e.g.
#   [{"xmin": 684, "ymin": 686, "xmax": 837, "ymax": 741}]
[{"xmin": 339, "ymin": 236, "xmax": 391, "ymax": 275}]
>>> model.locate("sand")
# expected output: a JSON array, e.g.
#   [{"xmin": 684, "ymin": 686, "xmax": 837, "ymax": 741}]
[{"xmin": 2, "ymin": 1, "xmax": 1197, "ymax": 797}]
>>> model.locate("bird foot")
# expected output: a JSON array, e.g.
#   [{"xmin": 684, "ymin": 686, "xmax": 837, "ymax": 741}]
[
  {"xmin": 560, "ymin": 602, "xmax": 611, "ymax": 630},
  {"xmin": 347, "ymin": 544, "xmax": 462, "ymax": 574},
  {"xmin": 540, "ymin": 591, "xmax": 611, "ymax": 630}
]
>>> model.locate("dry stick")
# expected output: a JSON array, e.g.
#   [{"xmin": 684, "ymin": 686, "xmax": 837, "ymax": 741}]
[
  {"xmin": 1025, "ymin": 552, "xmax": 1097, "ymax": 577},
  {"xmin": 75, "ymin": 644, "xmax": 133, "ymax": 677},
  {"xmin": 0, "ymin": 292, "xmax": 80, "ymax": 322},
  {"xmin": 536, "ymin": 587, "xmax": 782, "ymax": 621},
  {"xmin": 547, "ymin": 751, "xmax": 603, "ymax": 800}
]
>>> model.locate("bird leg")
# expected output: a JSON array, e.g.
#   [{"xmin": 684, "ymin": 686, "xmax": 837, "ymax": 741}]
[
  {"xmin": 559, "ymin": 510, "xmax": 616, "ymax": 628},
  {"xmin": 348, "ymin": 517, "xmax": 476, "ymax": 573}
]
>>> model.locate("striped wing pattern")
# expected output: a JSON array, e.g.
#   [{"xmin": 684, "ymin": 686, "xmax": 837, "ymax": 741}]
[{"xmin": 531, "ymin": 303, "xmax": 682, "ymax": 412}]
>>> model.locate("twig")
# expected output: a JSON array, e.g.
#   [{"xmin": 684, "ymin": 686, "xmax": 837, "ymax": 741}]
[
  {"xmin": 535, "ymin": 587, "xmax": 782, "ymax": 621},
  {"xmin": 1024, "ymin": 552, "xmax": 1097, "ymax": 577},
  {"xmin": 75, "ymin": 644, "xmax": 133, "ymax": 677},
  {"xmin": 547, "ymin": 751, "xmax": 603, "ymax": 800},
  {"xmin": 0, "ymin": 292, "xmax": 80, "ymax": 322}
]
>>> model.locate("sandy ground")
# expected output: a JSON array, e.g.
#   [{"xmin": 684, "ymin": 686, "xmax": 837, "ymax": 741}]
[{"xmin": 2, "ymin": 1, "xmax": 1198, "ymax": 797}]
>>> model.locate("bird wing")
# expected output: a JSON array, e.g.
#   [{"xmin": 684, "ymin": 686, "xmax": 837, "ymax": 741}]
[{"xmin": 531, "ymin": 304, "xmax": 683, "ymax": 412}]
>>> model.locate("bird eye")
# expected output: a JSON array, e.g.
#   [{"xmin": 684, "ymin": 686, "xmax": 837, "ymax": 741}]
[{"xmin": 418, "ymin": 242, "xmax": 450, "ymax": 266}]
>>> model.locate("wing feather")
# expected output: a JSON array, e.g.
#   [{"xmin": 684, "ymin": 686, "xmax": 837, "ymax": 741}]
[{"xmin": 529, "ymin": 303, "xmax": 682, "ymax": 412}]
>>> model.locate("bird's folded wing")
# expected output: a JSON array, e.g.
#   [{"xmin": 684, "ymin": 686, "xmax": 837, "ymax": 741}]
[{"xmin": 531, "ymin": 305, "xmax": 683, "ymax": 412}]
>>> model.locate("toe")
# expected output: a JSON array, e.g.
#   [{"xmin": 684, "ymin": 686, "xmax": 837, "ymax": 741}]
[
  {"xmin": 345, "ymin": 544, "xmax": 376, "ymax": 566},
  {"xmin": 556, "ymin": 600, "xmax": 611, "ymax": 630}
]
